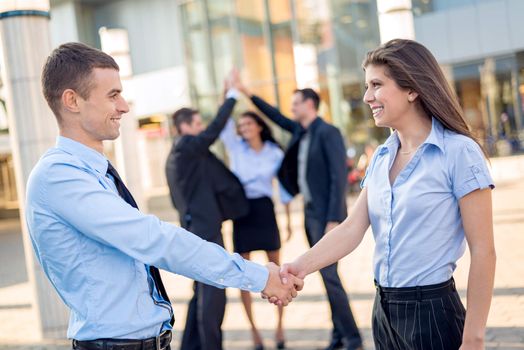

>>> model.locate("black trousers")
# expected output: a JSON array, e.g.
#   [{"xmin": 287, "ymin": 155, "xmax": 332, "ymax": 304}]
[
  {"xmin": 372, "ymin": 278, "xmax": 466, "ymax": 350},
  {"xmin": 180, "ymin": 235, "xmax": 226, "ymax": 350},
  {"xmin": 304, "ymin": 214, "xmax": 362, "ymax": 348}
]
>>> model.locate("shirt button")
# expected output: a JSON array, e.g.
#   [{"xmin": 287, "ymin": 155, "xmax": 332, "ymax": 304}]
[
  {"xmin": 473, "ymin": 166, "xmax": 480, "ymax": 174},
  {"xmin": 219, "ymin": 278, "xmax": 224, "ymax": 283},
  {"xmin": 247, "ymin": 284, "xmax": 253, "ymax": 289}
]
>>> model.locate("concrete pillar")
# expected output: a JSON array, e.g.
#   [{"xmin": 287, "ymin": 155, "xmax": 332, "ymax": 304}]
[
  {"xmin": 0, "ymin": 1, "xmax": 69, "ymax": 339},
  {"xmin": 376, "ymin": 0, "xmax": 415, "ymax": 43}
]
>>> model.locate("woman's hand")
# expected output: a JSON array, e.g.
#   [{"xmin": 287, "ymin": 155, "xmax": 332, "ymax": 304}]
[{"xmin": 459, "ymin": 337, "xmax": 484, "ymax": 350}]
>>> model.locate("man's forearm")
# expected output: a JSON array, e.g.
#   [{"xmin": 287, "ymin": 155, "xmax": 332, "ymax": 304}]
[
  {"xmin": 204, "ymin": 98, "xmax": 237, "ymax": 136},
  {"xmin": 250, "ymin": 95, "xmax": 297, "ymax": 133},
  {"xmin": 189, "ymin": 97, "xmax": 237, "ymax": 151},
  {"xmin": 173, "ymin": 232, "xmax": 270, "ymax": 292}
]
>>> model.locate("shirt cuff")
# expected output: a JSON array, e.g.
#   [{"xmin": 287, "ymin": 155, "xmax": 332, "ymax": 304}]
[
  {"xmin": 454, "ymin": 164, "xmax": 495, "ymax": 199},
  {"xmin": 454, "ymin": 178, "xmax": 494, "ymax": 199},
  {"xmin": 226, "ymin": 88, "xmax": 240, "ymax": 100},
  {"xmin": 240, "ymin": 260, "xmax": 269, "ymax": 292}
]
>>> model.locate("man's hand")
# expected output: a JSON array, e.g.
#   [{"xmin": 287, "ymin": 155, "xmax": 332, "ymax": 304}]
[
  {"xmin": 325, "ymin": 221, "xmax": 339, "ymax": 234},
  {"xmin": 265, "ymin": 260, "xmax": 307, "ymax": 305},
  {"xmin": 230, "ymin": 68, "xmax": 251, "ymax": 96},
  {"xmin": 261, "ymin": 262, "xmax": 303, "ymax": 306}
]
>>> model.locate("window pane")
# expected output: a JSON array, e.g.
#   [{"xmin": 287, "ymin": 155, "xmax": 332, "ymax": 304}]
[
  {"xmin": 209, "ymin": 0, "xmax": 235, "ymax": 87},
  {"xmin": 181, "ymin": 1, "xmax": 215, "ymax": 96},
  {"xmin": 235, "ymin": 0, "xmax": 275, "ymax": 103}
]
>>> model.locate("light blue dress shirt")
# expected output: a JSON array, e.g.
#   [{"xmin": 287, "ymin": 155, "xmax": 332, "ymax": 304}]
[
  {"xmin": 362, "ymin": 118, "xmax": 494, "ymax": 288},
  {"xmin": 220, "ymin": 119, "xmax": 284, "ymax": 199},
  {"xmin": 25, "ymin": 136, "xmax": 269, "ymax": 340}
]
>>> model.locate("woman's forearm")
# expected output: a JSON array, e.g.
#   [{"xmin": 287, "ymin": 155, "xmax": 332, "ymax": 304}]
[
  {"xmin": 462, "ymin": 247, "xmax": 496, "ymax": 345},
  {"xmin": 298, "ymin": 220, "xmax": 365, "ymax": 275},
  {"xmin": 296, "ymin": 188, "xmax": 370, "ymax": 276},
  {"xmin": 459, "ymin": 188, "xmax": 496, "ymax": 347}
]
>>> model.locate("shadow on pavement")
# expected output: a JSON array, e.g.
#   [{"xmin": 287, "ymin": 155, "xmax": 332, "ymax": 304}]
[
  {"xmin": 5, "ymin": 326, "xmax": 518, "ymax": 350},
  {"xmin": 0, "ymin": 219, "xmax": 27, "ymax": 289}
]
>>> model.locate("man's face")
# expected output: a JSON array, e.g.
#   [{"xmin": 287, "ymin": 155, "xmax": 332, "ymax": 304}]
[
  {"xmin": 180, "ymin": 114, "xmax": 204, "ymax": 136},
  {"xmin": 76, "ymin": 68, "xmax": 129, "ymax": 143},
  {"xmin": 291, "ymin": 92, "xmax": 311, "ymax": 122}
]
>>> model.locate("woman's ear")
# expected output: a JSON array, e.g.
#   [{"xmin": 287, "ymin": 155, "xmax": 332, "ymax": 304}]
[{"xmin": 407, "ymin": 90, "xmax": 419, "ymax": 103}]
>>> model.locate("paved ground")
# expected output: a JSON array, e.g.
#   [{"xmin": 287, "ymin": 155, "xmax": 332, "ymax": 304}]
[{"xmin": 0, "ymin": 174, "xmax": 523, "ymax": 349}]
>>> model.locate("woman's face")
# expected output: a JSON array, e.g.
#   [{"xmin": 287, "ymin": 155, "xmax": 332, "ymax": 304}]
[
  {"xmin": 238, "ymin": 116, "xmax": 263, "ymax": 141},
  {"xmin": 363, "ymin": 64, "xmax": 415, "ymax": 129}
]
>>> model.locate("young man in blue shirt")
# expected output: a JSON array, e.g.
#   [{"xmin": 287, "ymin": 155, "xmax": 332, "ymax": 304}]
[{"xmin": 26, "ymin": 42, "xmax": 302, "ymax": 350}]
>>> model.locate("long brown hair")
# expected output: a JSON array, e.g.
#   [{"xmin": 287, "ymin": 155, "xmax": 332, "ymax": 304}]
[{"xmin": 362, "ymin": 39, "xmax": 488, "ymax": 158}]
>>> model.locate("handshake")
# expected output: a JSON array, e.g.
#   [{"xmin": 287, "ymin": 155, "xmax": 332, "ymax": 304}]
[{"xmin": 260, "ymin": 262, "xmax": 306, "ymax": 306}]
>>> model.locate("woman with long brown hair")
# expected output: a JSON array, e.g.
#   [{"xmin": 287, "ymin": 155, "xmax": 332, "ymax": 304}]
[{"xmin": 278, "ymin": 39, "xmax": 496, "ymax": 350}]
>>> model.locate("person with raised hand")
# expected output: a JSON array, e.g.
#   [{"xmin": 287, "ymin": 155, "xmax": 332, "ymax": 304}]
[
  {"xmin": 219, "ymin": 107, "xmax": 289, "ymax": 350},
  {"xmin": 232, "ymin": 68, "xmax": 363, "ymax": 350}
]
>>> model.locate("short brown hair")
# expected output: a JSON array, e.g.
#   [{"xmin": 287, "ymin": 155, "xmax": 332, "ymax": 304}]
[
  {"xmin": 294, "ymin": 88, "xmax": 320, "ymax": 110},
  {"xmin": 172, "ymin": 107, "xmax": 198, "ymax": 134},
  {"xmin": 41, "ymin": 42, "xmax": 119, "ymax": 120}
]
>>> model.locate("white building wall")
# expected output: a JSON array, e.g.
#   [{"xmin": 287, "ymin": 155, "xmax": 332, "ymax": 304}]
[
  {"xmin": 414, "ymin": 0, "xmax": 524, "ymax": 64},
  {"xmin": 49, "ymin": 0, "xmax": 191, "ymax": 199},
  {"xmin": 49, "ymin": 0, "xmax": 80, "ymax": 46},
  {"xmin": 93, "ymin": 0, "xmax": 185, "ymax": 75}
]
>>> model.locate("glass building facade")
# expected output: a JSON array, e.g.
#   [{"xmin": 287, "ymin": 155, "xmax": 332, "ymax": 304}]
[
  {"xmin": 413, "ymin": 0, "xmax": 524, "ymax": 156},
  {"xmin": 451, "ymin": 54, "xmax": 524, "ymax": 156},
  {"xmin": 178, "ymin": 0, "xmax": 388, "ymax": 153},
  {"xmin": 179, "ymin": 0, "xmax": 524, "ymax": 157},
  {"xmin": 3, "ymin": 0, "xmax": 522, "ymax": 212}
]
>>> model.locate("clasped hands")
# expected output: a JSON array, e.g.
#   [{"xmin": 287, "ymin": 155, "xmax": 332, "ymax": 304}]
[{"xmin": 261, "ymin": 261, "xmax": 306, "ymax": 306}]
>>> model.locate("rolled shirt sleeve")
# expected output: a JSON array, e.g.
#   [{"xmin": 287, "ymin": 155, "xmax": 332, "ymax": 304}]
[{"xmin": 451, "ymin": 140, "xmax": 494, "ymax": 199}]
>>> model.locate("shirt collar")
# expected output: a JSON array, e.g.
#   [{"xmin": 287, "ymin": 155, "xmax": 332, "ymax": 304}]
[
  {"xmin": 56, "ymin": 136, "xmax": 109, "ymax": 175},
  {"xmin": 378, "ymin": 117, "xmax": 445, "ymax": 156},
  {"xmin": 379, "ymin": 131, "xmax": 399, "ymax": 156},
  {"xmin": 422, "ymin": 117, "xmax": 446, "ymax": 153},
  {"xmin": 300, "ymin": 116, "xmax": 322, "ymax": 132}
]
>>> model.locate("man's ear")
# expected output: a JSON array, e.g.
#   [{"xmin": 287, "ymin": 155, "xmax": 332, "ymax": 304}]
[
  {"xmin": 61, "ymin": 89, "xmax": 81, "ymax": 113},
  {"xmin": 178, "ymin": 122, "xmax": 188, "ymax": 135}
]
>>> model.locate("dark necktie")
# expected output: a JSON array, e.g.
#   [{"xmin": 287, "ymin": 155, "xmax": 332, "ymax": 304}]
[{"xmin": 106, "ymin": 162, "xmax": 174, "ymax": 325}]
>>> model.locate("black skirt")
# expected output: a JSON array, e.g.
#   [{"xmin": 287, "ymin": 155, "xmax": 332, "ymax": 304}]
[{"xmin": 232, "ymin": 196, "xmax": 281, "ymax": 254}]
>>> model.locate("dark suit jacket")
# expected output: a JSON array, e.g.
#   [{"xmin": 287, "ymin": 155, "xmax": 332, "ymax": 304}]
[
  {"xmin": 165, "ymin": 98, "xmax": 249, "ymax": 240},
  {"xmin": 251, "ymin": 95, "xmax": 347, "ymax": 222}
]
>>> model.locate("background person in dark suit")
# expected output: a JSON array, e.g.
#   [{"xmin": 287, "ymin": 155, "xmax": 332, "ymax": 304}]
[
  {"xmin": 165, "ymin": 84, "xmax": 248, "ymax": 350},
  {"xmin": 233, "ymin": 72, "xmax": 363, "ymax": 350}
]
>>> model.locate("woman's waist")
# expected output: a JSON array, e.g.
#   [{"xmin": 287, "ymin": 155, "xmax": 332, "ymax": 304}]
[
  {"xmin": 374, "ymin": 277, "xmax": 457, "ymax": 301},
  {"xmin": 244, "ymin": 183, "xmax": 274, "ymax": 199}
]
